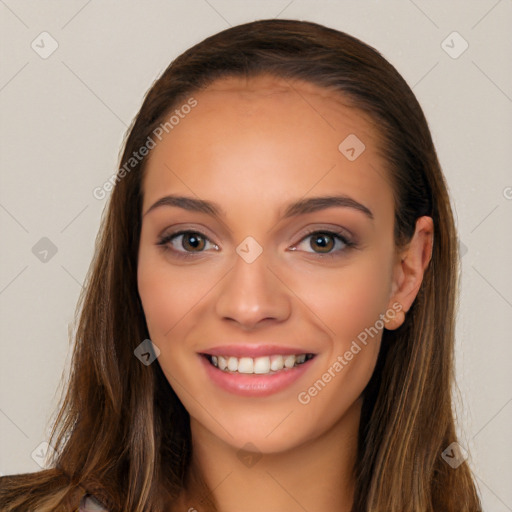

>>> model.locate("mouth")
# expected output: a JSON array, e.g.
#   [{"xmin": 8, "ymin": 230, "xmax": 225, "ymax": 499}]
[
  {"xmin": 201, "ymin": 353, "xmax": 316, "ymax": 375},
  {"xmin": 198, "ymin": 345, "xmax": 319, "ymax": 396}
]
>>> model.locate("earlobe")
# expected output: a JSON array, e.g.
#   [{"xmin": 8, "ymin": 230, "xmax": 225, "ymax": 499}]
[
  {"xmin": 385, "ymin": 307, "xmax": 406, "ymax": 330},
  {"xmin": 386, "ymin": 216, "xmax": 434, "ymax": 330}
]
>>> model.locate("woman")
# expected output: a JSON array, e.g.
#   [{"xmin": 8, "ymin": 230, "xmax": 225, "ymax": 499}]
[{"xmin": 0, "ymin": 19, "xmax": 482, "ymax": 512}]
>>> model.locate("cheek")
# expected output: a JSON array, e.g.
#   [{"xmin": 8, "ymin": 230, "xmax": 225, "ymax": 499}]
[
  {"xmin": 292, "ymin": 261, "xmax": 390, "ymax": 433},
  {"xmin": 288, "ymin": 256, "xmax": 393, "ymax": 348},
  {"xmin": 137, "ymin": 246, "xmax": 225, "ymax": 395},
  {"xmin": 137, "ymin": 253, "xmax": 203, "ymax": 392},
  {"xmin": 137, "ymin": 259, "xmax": 180, "ymax": 338},
  {"xmin": 137, "ymin": 246, "xmax": 213, "ymax": 338}
]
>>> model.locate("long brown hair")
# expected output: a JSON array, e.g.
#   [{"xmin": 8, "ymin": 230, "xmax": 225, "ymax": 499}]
[{"xmin": 0, "ymin": 19, "xmax": 481, "ymax": 512}]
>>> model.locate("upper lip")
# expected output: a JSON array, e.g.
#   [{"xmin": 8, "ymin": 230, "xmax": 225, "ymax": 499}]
[{"xmin": 199, "ymin": 344, "xmax": 316, "ymax": 358}]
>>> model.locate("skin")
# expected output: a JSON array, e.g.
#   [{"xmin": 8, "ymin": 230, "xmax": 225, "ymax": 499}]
[{"xmin": 137, "ymin": 74, "xmax": 433, "ymax": 512}]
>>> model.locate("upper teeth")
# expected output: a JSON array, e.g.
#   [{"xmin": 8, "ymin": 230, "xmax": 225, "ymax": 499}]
[{"xmin": 209, "ymin": 354, "xmax": 313, "ymax": 374}]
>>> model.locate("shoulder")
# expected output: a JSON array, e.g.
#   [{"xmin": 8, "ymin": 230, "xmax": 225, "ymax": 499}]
[{"xmin": 78, "ymin": 493, "xmax": 110, "ymax": 512}]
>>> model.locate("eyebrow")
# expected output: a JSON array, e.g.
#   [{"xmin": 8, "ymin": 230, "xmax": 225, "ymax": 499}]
[{"xmin": 143, "ymin": 194, "xmax": 374, "ymax": 221}]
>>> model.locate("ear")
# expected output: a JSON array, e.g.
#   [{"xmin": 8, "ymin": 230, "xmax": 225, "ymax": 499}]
[{"xmin": 385, "ymin": 216, "xmax": 434, "ymax": 330}]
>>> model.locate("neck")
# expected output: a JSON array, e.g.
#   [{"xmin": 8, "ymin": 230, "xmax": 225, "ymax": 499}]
[{"xmin": 177, "ymin": 398, "xmax": 361, "ymax": 512}]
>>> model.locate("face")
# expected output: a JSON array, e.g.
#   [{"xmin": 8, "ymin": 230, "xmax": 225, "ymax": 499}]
[{"xmin": 137, "ymin": 74, "xmax": 402, "ymax": 454}]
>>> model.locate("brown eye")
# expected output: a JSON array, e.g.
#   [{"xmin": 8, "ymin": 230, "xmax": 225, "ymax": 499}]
[
  {"xmin": 309, "ymin": 233, "xmax": 335, "ymax": 253},
  {"xmin": 181, "ymin": 232, "xmax": 206, "ymax": 252},
  {"xmin": 156, "ymin": 230, "xmax": 219, "ymax": 257},
  {"xmin": 292, "ymin": 230, "xmax": 354, "ymax": 257}
]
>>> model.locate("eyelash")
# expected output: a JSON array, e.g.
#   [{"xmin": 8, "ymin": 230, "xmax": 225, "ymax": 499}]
[
  {"xmin": 156, "ymin": 229, "xmax": 357, "ymax": 260},
  {"xmin": 293, "ymin": 228, "xmax": 357, "ymax": 258}
]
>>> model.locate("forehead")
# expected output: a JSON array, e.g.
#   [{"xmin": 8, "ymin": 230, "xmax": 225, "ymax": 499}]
[
  {"xmin": 141, "ymin": 74, "xmax": 393, "ymax": 224},
  {"xmin": 177, "ymin": 74, "xmax": 379, "ymax": 137}
]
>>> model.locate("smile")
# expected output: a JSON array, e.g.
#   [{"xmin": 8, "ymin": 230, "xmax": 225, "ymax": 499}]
[
  {"xmin": 199, "ymin": 351, "xmax": 318, "ymax": 397},
  {"xmin": 204, "ymin": 353, "xmax": 315, "ymax": 374}
]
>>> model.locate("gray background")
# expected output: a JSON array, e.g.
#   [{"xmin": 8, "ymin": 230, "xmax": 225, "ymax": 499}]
[{"xmin": 1, "ymin": 1, "xmax": 511, "ymax": 510}]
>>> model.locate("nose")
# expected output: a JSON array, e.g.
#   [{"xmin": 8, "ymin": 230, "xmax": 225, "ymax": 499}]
[{"xmin": 214, "ymin": 249, "xmax": 292, "ymax": 329}]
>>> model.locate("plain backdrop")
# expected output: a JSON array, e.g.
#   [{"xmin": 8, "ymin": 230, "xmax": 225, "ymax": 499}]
[{"xmin": 1, "ymin": 1, "xmax": 511, "ymax": 510}]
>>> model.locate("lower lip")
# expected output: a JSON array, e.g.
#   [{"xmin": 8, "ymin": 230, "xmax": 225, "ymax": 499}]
[{"xmin": 199, "ymin": 354, "xmax": 316, "ymax": 397}]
